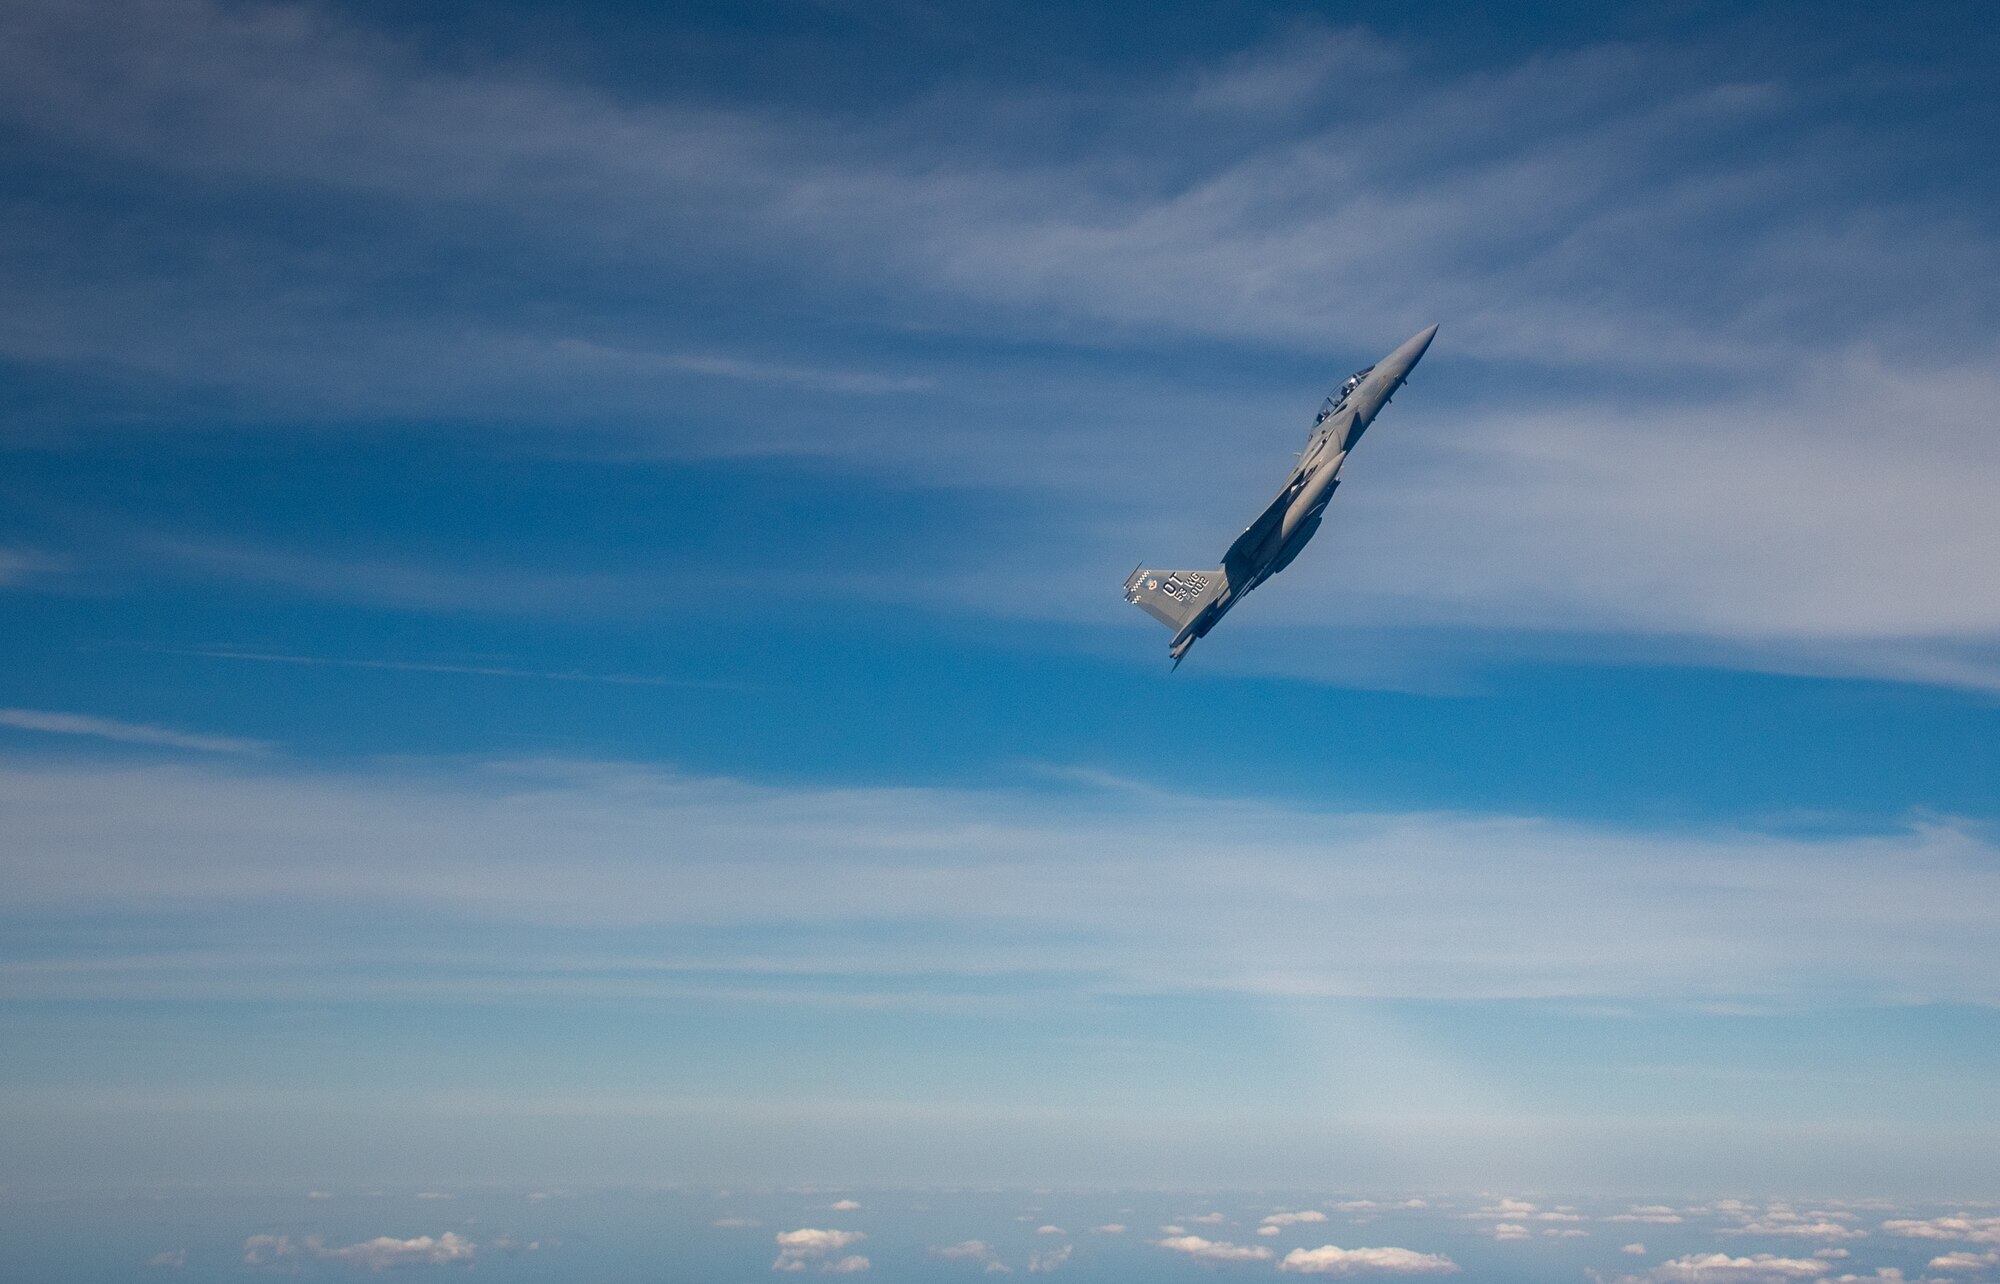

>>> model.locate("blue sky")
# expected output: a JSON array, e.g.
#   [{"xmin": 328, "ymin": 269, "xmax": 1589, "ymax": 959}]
[{"xmin": 3, "ymin": 0, "xmax": 2000, "ymax": 1275}]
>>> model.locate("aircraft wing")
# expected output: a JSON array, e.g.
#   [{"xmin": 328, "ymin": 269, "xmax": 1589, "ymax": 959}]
[{"xmin": 1222, "ymin": 488, "xmax": 1290, "ymax": 579}]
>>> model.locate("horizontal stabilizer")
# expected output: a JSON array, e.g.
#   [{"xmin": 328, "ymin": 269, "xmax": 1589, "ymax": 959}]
[{"xmin": 1123, "ymin": 566, "xmax": 1227, "ymax": 633}]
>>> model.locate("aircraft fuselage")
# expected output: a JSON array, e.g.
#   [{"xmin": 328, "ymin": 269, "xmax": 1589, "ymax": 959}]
[{"xmin": 1123, "ymin": 324, "xmax": 1438, "ymax": 665}]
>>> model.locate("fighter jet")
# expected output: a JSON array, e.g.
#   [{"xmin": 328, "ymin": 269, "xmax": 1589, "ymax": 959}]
[{"xmin": 1124, "ymin": 324, "xmax": 1438, "ymax": 665}]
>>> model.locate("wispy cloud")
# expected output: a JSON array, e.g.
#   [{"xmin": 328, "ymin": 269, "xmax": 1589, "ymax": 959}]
[
  {"xmin": 4, "ymin": 0, "xmax": 1998, "ymax": 688},
  {"xmin": 1027, "ymin": 1244, "xmax": 1070, "ymax": 1273},
  {"xmin": 0, "ymin": 547, "xmax": 62, "ymax": 586},
  {"xmin": 160, "ymin": 646, "xmax": 732, "ymax": 689},
  {"xmin": 145, "ymin": 536, "xmax": 640, "ymax": 614},
  {"xmin": 0, "ymin": 708, "xmax": 269, "ymax": 754},
  {"xmin": 550, "ymin": 340, "xmax": 932, "ymax": 396},
  {"xmin": 3, "ymin": 0, "xmax": 1988, "ymax": 396}
]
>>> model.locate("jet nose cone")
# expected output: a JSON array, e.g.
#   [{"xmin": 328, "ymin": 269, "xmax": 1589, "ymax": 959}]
[{"xmin": 1380, "ymin": 324, "xmax": 1439, "ymax": 382}]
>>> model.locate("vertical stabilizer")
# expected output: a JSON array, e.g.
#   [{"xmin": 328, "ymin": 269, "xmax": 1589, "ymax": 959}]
[{"xmin": 1123, "ymin": 566, "xmax": 1228, "ymax": 633}]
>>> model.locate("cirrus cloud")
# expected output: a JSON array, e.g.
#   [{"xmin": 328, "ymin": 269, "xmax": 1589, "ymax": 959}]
[{"xmin": 0, "ymin": 708, "xmax": 270, "ymax": 755}]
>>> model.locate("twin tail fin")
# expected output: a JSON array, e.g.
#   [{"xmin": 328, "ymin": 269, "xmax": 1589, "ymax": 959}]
[{"xmin": 1123, "ymin": 566, "xmax": 1228, "ymax": 633}]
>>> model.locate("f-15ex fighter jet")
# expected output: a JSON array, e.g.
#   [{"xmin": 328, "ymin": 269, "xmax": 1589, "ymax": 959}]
[{"xmin": 1124, "ymin": 324, "xmax": 1437, "ymax": 666}]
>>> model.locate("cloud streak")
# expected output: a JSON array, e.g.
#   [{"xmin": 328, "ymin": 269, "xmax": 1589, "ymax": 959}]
[{"xmin": 0, "ymin": 708, "xmax": 270, "ymax": 754}]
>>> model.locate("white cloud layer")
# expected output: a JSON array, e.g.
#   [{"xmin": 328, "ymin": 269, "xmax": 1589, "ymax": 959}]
[{"xmin": 5, "ymin": 756, "xmax": 2000, "ymax": 1007}]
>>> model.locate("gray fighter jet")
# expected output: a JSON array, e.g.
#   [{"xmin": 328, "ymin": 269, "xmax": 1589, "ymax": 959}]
[{"xmin": 1124, "ymin": 324, "xmax": 1437, "ymax": 665}]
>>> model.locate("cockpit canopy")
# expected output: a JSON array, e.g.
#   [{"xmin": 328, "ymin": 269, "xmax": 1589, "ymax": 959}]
[{"xmin": 1313, "ymin": 364, "xmax": 1376, "ymax": 425}]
